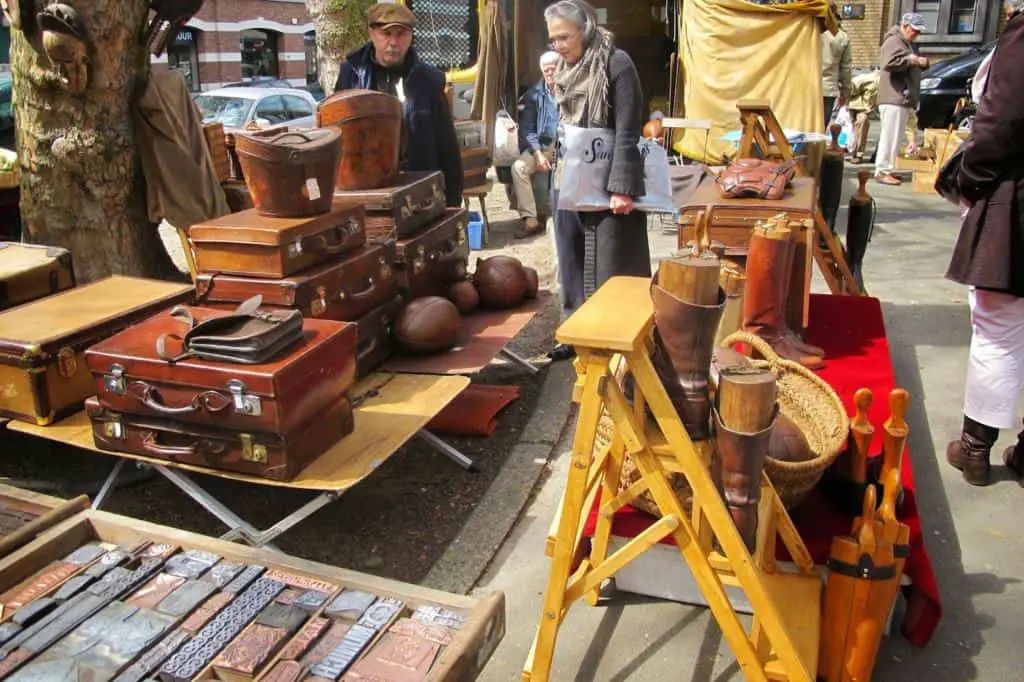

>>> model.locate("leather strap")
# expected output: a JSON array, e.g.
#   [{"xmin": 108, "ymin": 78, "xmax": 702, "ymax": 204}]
[{"xmin": 827, "ymin": 554, "xmax": 897, "ymax": 581}]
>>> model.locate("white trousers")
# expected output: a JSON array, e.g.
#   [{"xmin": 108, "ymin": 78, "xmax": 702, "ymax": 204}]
[
  {"xmin": 874, "ymin": 104, "xmax": 909, "ymax": 176},
  {"xmin": 964, "ymin": 287, "xmax": 1024, "ymax": 429}
]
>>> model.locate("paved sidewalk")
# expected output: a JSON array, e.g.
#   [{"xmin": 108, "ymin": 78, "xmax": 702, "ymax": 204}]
[{"xmin": 475, "ymin": 169, "xmax": 1024, "ymax": 681}]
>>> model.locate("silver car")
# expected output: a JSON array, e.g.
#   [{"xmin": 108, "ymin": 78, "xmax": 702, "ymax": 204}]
[{"xmin": 193, "ymin": 87, "xmax": 318, "ymax": 131}]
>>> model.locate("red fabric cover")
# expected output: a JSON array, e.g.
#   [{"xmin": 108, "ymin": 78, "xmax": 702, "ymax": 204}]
[
  {"xmin": 581, "ymin": 294, "xmax": 941, "ymax": 646},
  {"xmin": 426, "ymin": 383, "xmax": 520, "ymax": 436}
]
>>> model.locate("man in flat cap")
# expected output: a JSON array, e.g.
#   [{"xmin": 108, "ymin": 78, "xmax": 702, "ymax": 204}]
[{"xmin": 335, "ymin": 1, "xmax": 463, "ymax": 207}]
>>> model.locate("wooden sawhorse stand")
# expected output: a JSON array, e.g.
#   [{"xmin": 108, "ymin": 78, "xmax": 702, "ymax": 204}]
[{"xmin": 523, "ymin": 277, "xmax": 821, "ymax": 681}]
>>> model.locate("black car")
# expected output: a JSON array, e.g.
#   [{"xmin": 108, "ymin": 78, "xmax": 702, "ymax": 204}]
[{"xmin": 917, "ymin": 41, "xmax": 995, "ymax": 129}]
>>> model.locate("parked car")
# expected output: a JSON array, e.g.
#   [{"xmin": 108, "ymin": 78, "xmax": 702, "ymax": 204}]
[
  {"xmin": 300, "ymin": 83, "xmax": 326, "ymax": 102},
  {"xmin": 193, "ymin": 87, "xmax": 318, "ymax": 131},
  {"xmin": 917, "ymin": 41, "xmax": 995, "ymax": 129},
  {"xmin": 222, "ymin": 77, "xmax": 294, "ymax": 89}
]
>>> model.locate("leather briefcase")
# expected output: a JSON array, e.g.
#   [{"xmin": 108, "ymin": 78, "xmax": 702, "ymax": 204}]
[
  {"xmin": 0, "ymin": 242, "xmax": 76, "ymax": 310},
  {"xmin": 0, "ymin": 277, "xmax": 194, "ymax": 425},
  {"xmin": 195, "ymin": 242, "xmax": 398, "ymax": 322},
  {"xmin": 461, "ymin": 147, "xmax": 490, "ymax": 190},
  {"xmin": 86, "ymin": 308, "xmax": 356, "ymax": 434},
  {"xmin": 393, "ymin": 209, "xmax": 470, "ymax": 299},
  {"xmin": 86, "ymin": 395, "xmax": 353, "ymax": 482},
  {"xmin": 189, "ymin": 204, "xmax": 365, "ymax": 278},
  {"xmin": 353, "ymin": 296, "xmax": 403, "ymax": 379},
  {"xmin": 334, "ymin": 171, "xmax": 446, "ymax": 241},
  {"xmin": 716, "ymin": 158, "xmax": 798, "ymax": 200}
]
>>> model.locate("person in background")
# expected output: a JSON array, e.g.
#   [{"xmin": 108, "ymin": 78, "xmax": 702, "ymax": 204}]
[
  {"xmin": 945, "ymin": 0, "xmax": 1024, "ymax": 486},
  {"xmin": 874, "ymin": 12, "xmax": 929, "ymax": 185},
  {"xmin": 334, "ymin": 2, "xmax": 463, "ymax": 206},
  {"xmin": 821, "ymin": 5, "xmax": 853, "ymax": 127},
  {"xmin": 545, "ymin": 0, "xmax": 650, "ymax": 362},
  {"xmin": 511, "ymin": 51, "xmax": 560, "ymax": 239},
  {"xmin": 846, "ymin": 69, "xmax": 879, "ymax": 164}
]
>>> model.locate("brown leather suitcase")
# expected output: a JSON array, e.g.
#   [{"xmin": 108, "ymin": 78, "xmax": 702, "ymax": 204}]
[
  {"xmin": 195, "ymin": 242, "xmax": 398, "ymax": 323},
  {"xmin": 462, "ymin": 147, "xmax": 490, "ymax": 190},
  {"xmin": 393, "ymin": 209, "xmax": 470, "ymax": 299},
  {"xmin": 354, "ymin": 296, "xmax": 403, "ymax": 379},
  {"xmin": 85, "ymin": 308, "xmax": 356, "ymax": 433},
  {"xmin": 85, "ymin": 395, "xmax": 353, "ymax": 482},
  {"xmin": 0, "ymin": 242, "xmax": 76, "ymax": 310},
  {"xmin": 333, "ymin": 171, "xmax": 446, "ymax": 241},
  {"xmin": 235, "ymin": 128, "xmax": 342, "ymax": 218},
  {"xmin": 189, "ymin": 204, "xmax": 366, "ymax": 278},
  {"xmin": 0, "ymin": 277, "xmax": 194, "ymax": 425}
]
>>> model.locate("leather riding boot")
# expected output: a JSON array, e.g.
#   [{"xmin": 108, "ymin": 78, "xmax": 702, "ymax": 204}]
[
  {"xmin": 1003, "ymin": 420, "xmax": 1024, "ymax": 479},
  {"xmin": 651, "ymin": 278, "xmax": 726, "ymax": 441},
  {"xmin": 946, "ymin": 416, "xmax": 998, "ymax": 486},
  {"xmin": 712, "ymin": 407, "xmax": 776, "ymax": 552},
  {"xmin": 846, "ymin": 206, "xmax": 872, "ymax": 292},
  {"xmin": 743, "ymin": 231, "xmax": 825, "ymax": 369},
  {"xmin": 778, "ymin": 231, "xmax": 826, "ymax": 359}
]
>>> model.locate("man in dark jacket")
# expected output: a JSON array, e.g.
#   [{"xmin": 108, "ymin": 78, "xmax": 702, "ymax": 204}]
[
  {"xmin": 945, "ymin": 1, "xmax": 1024, "ymax": 487},
  {"xmin": 873, "ymin": 12, "xmax": 929, "ymax": 185},
  {"xmin": 334, "ymin": 2, "xmax": 463, "ymax": 206}
]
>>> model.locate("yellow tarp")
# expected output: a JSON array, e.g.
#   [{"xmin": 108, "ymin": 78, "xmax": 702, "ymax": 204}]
[{"xmin": 676, "ymin": 0, "xmax": 829, "ymax": 164}]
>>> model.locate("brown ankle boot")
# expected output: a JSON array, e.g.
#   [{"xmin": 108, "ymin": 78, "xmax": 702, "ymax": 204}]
[
  {"xmin": 946, "ymin": 416, "xmax": 998, "ymax": 486},
  {"xmin": 712, "ymin": 408, "xmax": 775, "ymax": 551},
  {"xmin": 651, "ymin": 276, "xmax": 726, "ymax": 441},
  {"xmin": 1003, "ymin": 422, "xmax": 1024, "ymax": 478},
  {"xmin": 743, "ymin": 230, "xmax": 824, "ymax": 370},
  {"xmin": 778, "ymin": 231, "xmax": 826, "ymax": 359}
]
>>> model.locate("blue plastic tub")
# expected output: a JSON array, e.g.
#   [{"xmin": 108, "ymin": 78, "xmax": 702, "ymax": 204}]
[{"xmin": 467, "ymin": 211, "xmax": 484, "ymax": 250}]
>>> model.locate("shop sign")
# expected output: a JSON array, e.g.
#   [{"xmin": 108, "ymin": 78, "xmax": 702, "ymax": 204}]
[
  {"xmin": 173, "ymin": 28, "xmax": 195, "ymax": 45},
  {"xmin": 840, "ymin": 3, "xmax": 866, "ymax": 19}
]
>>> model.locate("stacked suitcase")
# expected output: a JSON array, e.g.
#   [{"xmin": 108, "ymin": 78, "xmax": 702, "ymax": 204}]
[{"xmin": 0, "ymin": 242, "xmax": 76, "ymax": 310}]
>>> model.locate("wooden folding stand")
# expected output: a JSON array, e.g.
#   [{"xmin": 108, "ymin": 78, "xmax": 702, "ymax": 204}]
[{"xmin": 523, "ymin": 276, "xmax": 822, "ymax": 682}]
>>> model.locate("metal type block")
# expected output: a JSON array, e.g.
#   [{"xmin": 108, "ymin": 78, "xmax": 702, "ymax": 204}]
[
  {"xmin": 263, "ymin": 659, "xmax": 304, "ymax": 682},
  {"xmin": 180, "ymin": 591, "xmax": 233, "ymax": 633},
  {"xmin": 0, "ymin": 648, "xmax": 32, "ymax": 676},
  {"xmin": 356, "ymin": 598, "xmax": 404, "ymax": 631},
  {"xmin": 410, "ymin": 605, "xmax": 466, "ymax": 630},
  {"xmin": 64, "ymin": 544, "xmax": 107, "ymax": 566},
  {"xmin": 141, "ymin": 543, "xmax": 178, "ymax": 560},
  {"xmin": 1, "ymin": 563, "xmax": 80, "ymax": 611},
  {"xmin": 0, "ymin": 622, "xmax": 21, "ymax": 646},
  {"xmin": 275, "ymin": 588, "xmax": 304, "ymax": 605},
  {"xmin": 87, "ymin": 567, "xmax": 132, "ymax": 596},
  {"xmin": 125, "ymin": 573, "xmax": 186, "ymax": 610},
  {"xmin": 51, "ymin": 575, "xmax": 96, "ymax": 602},
  {"xmin": 345, "ymin": 631, "xmax": 441, "ymax": 680},
  {"xmin": 11, "ymin": 598, "xmax": 58, "ymax": 627},
  {"xmin": 94, "ymin": 558, "xmax": 163, "ymax": 601},
  {"xmin": 112, "ymin": 629, "xmax": 190, "ymax": 682},
  {"xmin": 162, "ymin": 556, "xmax": 209, "ymax": 581},
  {"xmin": 387, "ymin": 618, "xmax": 455, "ymax": 646},
  {"xmin": 280, "ymin": 615, "xmax": 330, "ymax": 661},
  {"xmin": 155, "ymin": 579, "xmax": 217, "ymax": 618},
  {"xmin": 255, "ymin": 603, "xmax": 307, "ymax": 633},
  {"xmin": 264, "ymin": 569, "xmax": 338, "ymax": 595},
  {"xmin": 312, "ymin": 623, "xmax": 377, "ymax": 678},
  {"xmin": 182, "ymin": 549, "xmax": 220, "ymax": 567},
  {"xmin": 223, "ymin": 565, "xmax": 265, "ymax": 594},
  {"xmin": 302, "ymin": 621, "xmax": 351, "ymax": 667},
  {"xmin": 212, "ymin": 623, "xmax": 287, "ymax": 674},
  {"xmin": 325, "ymin": 591, "xmax": 377, "ymax": 620},
  {"xmin": 202, "ymin": 561, "xmax": 245, "ymax": 589},
  {"xmin": 294, "ymin": 589, "xmax": 330, "ymax": 613},
  {"xmin": 20, "ymin": 593, "xmax": 104, "ymax": 655},
  {"xmin": 84, "ymin": 549, "xmax": 130, "ymax": 578}
]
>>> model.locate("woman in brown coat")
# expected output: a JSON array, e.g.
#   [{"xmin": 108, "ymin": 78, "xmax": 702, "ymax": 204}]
[{"xmin": 945, "ymin": 1, "xmax": 1024, "ymax": 486}]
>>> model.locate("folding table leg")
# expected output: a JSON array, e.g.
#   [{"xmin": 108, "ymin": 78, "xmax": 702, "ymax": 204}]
[
  {"xmin": 499, "ymin": 348, "xmax": 541, "ymax": 374},
  {"xmin": 91, "ymin": 459, "xmax": 127, "ymax": 510},
  {"xmin": 243, "ymin": 492, "xmax": 341, "ymax": 547},
  {"xmin": 416, "ymin": 430, "xmax": 477, "ymax": 472}
]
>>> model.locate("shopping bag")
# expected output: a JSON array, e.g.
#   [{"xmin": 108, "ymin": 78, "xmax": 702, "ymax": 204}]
[
  {"xmin": 834, "ymin": 106, "xmax": 856, "ymax": 153},
  {"xmin": 556, "ymin": 124, "xmax": 674, "ymax": 213},
  {"xmin": 492, "ymin": 109, "xmax": 520, "ymax": 167}
]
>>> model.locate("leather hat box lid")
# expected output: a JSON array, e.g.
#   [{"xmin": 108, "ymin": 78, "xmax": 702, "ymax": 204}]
[
  {"xmin": 189, "ymin": 204, "xmax": 365, "ymax": 247},
  {"xmin": 0, "ymin": 242, "xmax": 72, "ymax": 280},
  {"xmin": 194, "ymin": 241, "xmax": 396, "ymax": 309},
  {"xmin": 0, "ymin": 277, "xmax": 194, "ymax": 369},
  {"xmin": 392, "ymin": 208, "xmax": 469, "ymax": 264},
  {"xmin": 332, "ymin": 171, "xmax": 445, "ymax": 212},
  {"xmin": 85, "ymin": 307, "xmax": 357, "ymax": 401}
]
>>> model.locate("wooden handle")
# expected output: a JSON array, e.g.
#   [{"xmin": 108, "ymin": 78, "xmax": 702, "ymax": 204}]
[
  {"xmin": 884, "ymin": 388, "xmax": 909, "ymax": 433},
  {"xmin": 856, "ymin": 485, "xmax": 877, "ymax": 554},
  {"xmin": 845, "ymin": 388, "xmax": 873, "ymax": 485},
  {"xmin": 881, "ymin": 388, "xmax": 910, "ymax": 485},
  {"xmin": 852, "ymin": 388, "xmax": 872, "ymax": 429},
  {"xmin": 828, "ymin": 123, "xmax": 841, "ymax": 152},
  {"xmin": 879, "ymin": 468, "xmax": 900, "ymax": 523},
  {"xmin": 718, "ymin": 368, "xmax": 776, "ymax": 432}
]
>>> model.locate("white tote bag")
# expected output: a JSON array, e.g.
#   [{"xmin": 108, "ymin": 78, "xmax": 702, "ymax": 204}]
[
  {"xmin": 556, "ymin": 124, "xmax": 674, "ymax": 213},
  {"xmin": 492, "ymin": 110, "xmax": 521, "ymax": 167}
]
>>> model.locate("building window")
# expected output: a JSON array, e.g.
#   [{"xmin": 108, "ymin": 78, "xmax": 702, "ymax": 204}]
[
  {"xmin": 167, "ymin": 27, "xmax": 200, "ymax": 91},
  {"xmin": 407, "ymin": 0, "xmax": 480, "ymax": 71},
  {"xmin": 304, "ymin": 30, "xmax": 317, "ymax": 84},
  {"xmin": 949, "ymin": 0, "xmax": 978, "ymax": 33},
  {"xmin": 914, "ymin": 0, "xmax": 941, "ymax": 32},
  {"xmin": 241, "ymin": 29, "xmax": 280, "ymax": 79},
  {"xmin": 906, "ymin": 0, "xmax": 994, "ymax": 44}
]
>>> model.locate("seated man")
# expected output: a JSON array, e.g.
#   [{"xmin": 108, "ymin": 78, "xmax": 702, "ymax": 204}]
[{"xmin": 511, "ymin": 51, "xmax": 559, "ymax": 239}]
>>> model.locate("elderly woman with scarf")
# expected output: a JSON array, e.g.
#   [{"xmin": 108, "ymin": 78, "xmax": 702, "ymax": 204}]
[{"xmin": 546, "ymin": 0, "xmax": 651, "ymax": 362}]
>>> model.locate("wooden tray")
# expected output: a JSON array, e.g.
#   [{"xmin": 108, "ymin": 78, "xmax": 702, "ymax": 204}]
[
  {"xmin": 0, "ymin": 509, "xmax": 505, "ymax": 680},
  {"xmin": 0, "ymin": 484, "xmax": 89, "ymax": 560}
]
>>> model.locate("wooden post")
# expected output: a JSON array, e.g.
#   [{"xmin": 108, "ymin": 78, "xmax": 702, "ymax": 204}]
[{"xmin": 717, "ymin": 369, "xmax": 776, "ymax": 432}]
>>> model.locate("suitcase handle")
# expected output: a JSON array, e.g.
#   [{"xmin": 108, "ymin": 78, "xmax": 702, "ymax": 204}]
[
  {"xmin": 141, "ymin": 432, "xmax": 227, "ymax": 459},
  {"xmin": 131, "ymin": 382, "xmax": 232, "ymax": 416},
  {"xmin": 344, "ymin": 276, "xmax": 377, "ymax": 301},
  {"xmin": 300, "ymin": 220, "xmax": 359, "ymax": 256}
]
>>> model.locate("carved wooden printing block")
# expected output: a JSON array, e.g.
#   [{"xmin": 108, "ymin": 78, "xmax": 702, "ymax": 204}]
[
  {"xmin": 113, "ymin": 628, "xmax": 190, "ymax": 682},
  {"xmin": 264, "ymin": 659, "xmax": 305, "ymax": 682},
  {"xmin": 202, "ymin": 560, "xmax": 246, "ymax": 589},
  {"xmin": 280, "ymin": 615, "xmax": 330, "ymax": 660},
  {"xmin": 155, "ymin": 579, "xmax": 217, "ymax": 618},
  {"xmin": 125, "ymin": 573, "xmax": 186, "ymax": 610},
  {"xmin": 212, "ymin": 623, "xmax": 290, "ymax": 675},
  {"xmin": 302, "ymin": 620, "xmax": 351, "ymax": 667},
  {"xmin": 179, "ymin": 591, "xmax": 234, "ymax": 634},
  {"xmin": 342, "ymin": 631, "xmax": 441, "ymax": 681}
]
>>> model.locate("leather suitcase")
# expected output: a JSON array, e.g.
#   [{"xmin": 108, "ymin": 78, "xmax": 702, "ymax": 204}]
[
  {"xmin": 0, "ymin": 242, "xmax": 76, "ymax": 310},
  {"xmin": 334, "ymin": 171, "xmax": 446, "ymax": 241},
  {"xmin": 0, "ymin": 276, "xmax": 194, "ymax": 425},
  {"xmin": 462, "ymin": 147, "xmax": 490, "ymax": 190},
  {"xmin": 189, "ymin": 204, "xmax": 366, "ymax": 278},
  {"xmin": 195, "ymin": 242, "xmax": 398, "ymax": 323},
  {"xmin": 85, "ymin": 308, "xmax": 356, "ymax": 433},
  {"xmin": 393, "ymin": 209, "xmax": 469, "ymax": 299},
  {"xmin": 85, "ymin": 395, "xmax": 353, "ymax": 482},
  {"xmin": 354, "ymin": 296, "xmax": 403, "ymax": 379}
]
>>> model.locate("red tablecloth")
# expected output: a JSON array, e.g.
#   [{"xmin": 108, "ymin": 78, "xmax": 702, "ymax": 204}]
[{"xmin": 582, "ymin": 294, "xmax": 941, "ymax": 646}]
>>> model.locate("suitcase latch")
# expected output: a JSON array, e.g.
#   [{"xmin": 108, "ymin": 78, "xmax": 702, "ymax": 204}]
[
  {"xmin": 342, "ymin": 217, "xmax": 360, "ymax": 238},
  {"xmin": 457, "ymin": 222, "xmax": 467, "ymax": 247},
  {"xmin": 287, "ymin": 239, "xmax": 303, "ymax": 259},
  {"xmin": 378, "ymin": 256, "xmax": 392, "ymax": 281},
  {"xmin": 227, "ymin": 380, "xmax": 262, "ymax": 416},
  {"xmin": 57, "ymin": 347, "xmax": 78, "ymax": 378},
  {"xmin": 240, "ymin": 433, "xmax": 268, "ymax": 464},
  {"xmin": 311, "ymin": 286, "xmax": 328, "ymax": 317},
  {"xmin": 104, "ymin": 364, "xmax": 127, "ymax": 395},
  {"xmin": 103, "ymin": 418, "xmax": 125, "ymax": 440},
  {"xmin": 412, "ymin": 246, "xmax": 426, "ymax": 274}
]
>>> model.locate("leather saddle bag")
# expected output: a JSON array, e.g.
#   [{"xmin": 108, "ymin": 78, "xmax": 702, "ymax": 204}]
[
  {"xmin": 716, "ymin": 158, "xmax": 798, "ymax": 200},
  {"xmin": 158, "ymin": 297, "xmax": 304, "ymax": 364}
]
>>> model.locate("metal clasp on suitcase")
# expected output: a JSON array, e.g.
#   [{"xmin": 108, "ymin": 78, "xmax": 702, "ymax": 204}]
[
  {"xmin": 411, "ymin": 246, "xmax": 426, "ymax": 274},
  {"xmin": 105, "ymin": 364, "xmax": 128, "ymax": 394},
  {"xmin": 457, "ymin": 220, "xmax": 467, "ymax": 247},
  {"xmin": 378, "ymin": 255, "xmax": 392, "ymax": 281},
  {"xmin": 227, "ymin": 380, "xmax": 262, "ymax": 417},
  {"xmin": 57, "ymin": 347, "xmax": 78, "ymax": 378},
  {"xmin": 102, "ymin": 417, "xmax": 125, "ymax": 440},
  {"xmin": 239, "ymin": 433, "xmax": 268, "ymax": 464},
  {"xmin": 399, "ymin": 192, "xmax": 441, "ymax": 220}
]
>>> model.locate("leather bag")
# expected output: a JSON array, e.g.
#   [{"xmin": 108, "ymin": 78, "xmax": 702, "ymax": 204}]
[
  {"xmin": 716, "ymin": 158, "xmax": 798, "ymax": 200},
  {"xmin": 318, "ymin": 89, "xmax": 402, "ymax": 190},
  {"xmin": 335, "ymin": 171, "xmax": 446, "ymax": 240},
  {"xmin": 157, "ymin": 297, "xmax": 304, "ymax": 365},
  {"xmin": 934, "ymin": 144, "xmax": 965, "ymax": 206},
  {"xmin": 235, "ymin": 128, "xmax": 342, "ymax": 218},
  {"xmin": 393, "ymin": 209, "xmax": 470, "ymax": 299},
  {"xmin": 353, "ymin": 296, "xmax": 403, "ymax": 378}
]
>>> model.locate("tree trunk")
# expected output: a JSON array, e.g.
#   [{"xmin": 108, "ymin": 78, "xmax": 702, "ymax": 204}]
[
  {"xmin": 12, "ymin": 0, "xmax": 179, "ymax": 284},
  {"xmin": 306, "ymin": 0, "xmax": 377, "ymax": 95}
]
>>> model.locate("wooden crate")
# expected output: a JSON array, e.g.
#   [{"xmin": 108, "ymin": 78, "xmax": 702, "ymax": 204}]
[
  {"xmin": 913, "ymin": 170, "xmax": 938, "ymax": 194},
  {"xmin": 0, "ymin": 484, "xmax": 89, "ymax": 559},
  {"xmin": 0, "ymin": 509, "xmax": 505, "ymax": 680},
  {"xmin": 203, "ymin": 123, "xmax": 231, "ymax": 183},
  {"xmin": 895, "ymin": 156, "xmax": 935, "ymax": 173}
]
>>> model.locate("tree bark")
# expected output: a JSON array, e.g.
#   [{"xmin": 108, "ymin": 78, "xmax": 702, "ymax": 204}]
[
  {"xmin": 306, "ymin": 0, "xmax": 377, "ymax": 94},
  {"xmin": 11, "ymin": 0, "xmax": 179, "ymax": 283}
]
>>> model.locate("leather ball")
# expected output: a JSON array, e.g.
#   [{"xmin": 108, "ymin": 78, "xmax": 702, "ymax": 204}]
[
  {"xmin": 474, "ymin": 255, "xmax": 527, "ymax": 309},
  {"xmin": 768, "ymin": 413, "xmax": 815, "ymax": 463},
  {"xmin": 522, "ymin": 267, "xmax": 539, "ymax": 299},
  {"xmin": 394, "ymin": 297, "xmax": 461, "ymax": 355},
  {"xmin": 449, "ymin": 280, "xmax": 480, "ymax": 314}
]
